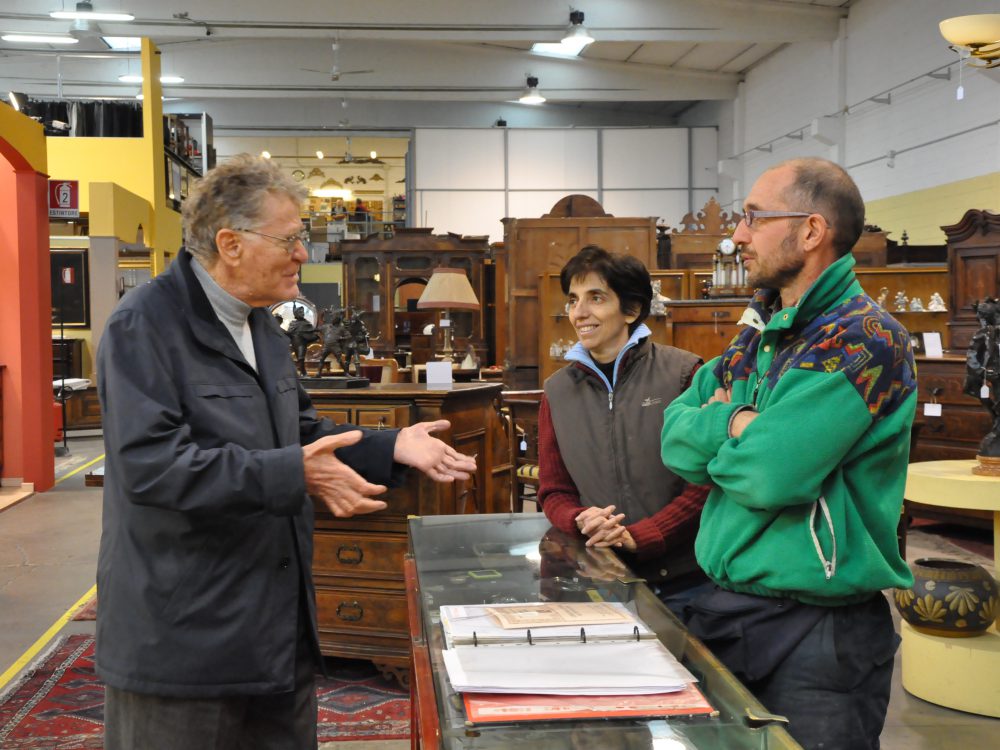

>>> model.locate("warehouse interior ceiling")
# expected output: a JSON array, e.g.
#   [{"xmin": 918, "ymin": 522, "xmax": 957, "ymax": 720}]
[{"xmin": 0, "ymin": 0, "xmax": 851, "ymax": 132}]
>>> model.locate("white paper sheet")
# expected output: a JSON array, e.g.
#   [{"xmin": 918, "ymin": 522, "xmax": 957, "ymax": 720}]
[{"xmin": 442, "ymin": 640, "xmax": 696, "ymax": 695}]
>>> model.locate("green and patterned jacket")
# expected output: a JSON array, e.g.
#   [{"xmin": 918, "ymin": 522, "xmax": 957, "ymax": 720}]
[{"xmin": 661, "ymin": 253, "xmax": 916, "ymax": 606}]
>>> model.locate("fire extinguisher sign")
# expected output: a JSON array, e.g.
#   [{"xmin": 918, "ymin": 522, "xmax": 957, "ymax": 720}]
[{"xmin": 48, "ymin": 180, "xmax": 79, "ymax": 218}]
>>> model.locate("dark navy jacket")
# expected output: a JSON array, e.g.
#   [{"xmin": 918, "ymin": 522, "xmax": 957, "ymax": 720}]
[{"xmin": 96, "ymin": 249, "xmax": 399, "ymax": 697}]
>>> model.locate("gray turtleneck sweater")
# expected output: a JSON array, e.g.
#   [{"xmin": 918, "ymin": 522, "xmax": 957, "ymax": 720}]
[{"xmin": 190, "ymin": 254, "xmax": 258, "ymax": 372}]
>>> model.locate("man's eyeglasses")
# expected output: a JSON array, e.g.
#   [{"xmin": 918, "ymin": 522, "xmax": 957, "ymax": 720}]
[
  {"xmin": 742, "ymin": 209, "xmax": 813, "ymax": 228},
  {"xmin": 235, "ymin": 227, "xmax": 311, "ymax": 254}
]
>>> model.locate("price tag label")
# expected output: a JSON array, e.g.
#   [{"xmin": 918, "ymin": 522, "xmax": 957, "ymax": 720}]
[{"xmin": 923, "ymin": 402, "xmax": 942, "ymax": 417}]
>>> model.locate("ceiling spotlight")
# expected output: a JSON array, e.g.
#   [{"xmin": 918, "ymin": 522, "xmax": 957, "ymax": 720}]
[
  {"xmin": 561, "ymin": 10, "xmax": 595, "ymax": 49},
  {"xmin": 519, "ymin": 76, "xmax": 546, "ymax": 105},
  {"xmin": 261, "ymin": 150, "xmax": 271, "ymax": 159},
  {"xmin": 316, "ymin": 150, "xmax": 324, "ymax": 160},
  {"xmin": 50, "ymin": 2, "xmax": 135, "ymax": 22},
  {"xmin": 160, "ymin": 75, "xmax": 184, "ymax": 84},
  {"xmin": 2, "ymin": 33, "xmax": 79, "ymax": 44},
  {"xmin": 370, "ymin": 150, "xmax": 377, "ymax": 160}
]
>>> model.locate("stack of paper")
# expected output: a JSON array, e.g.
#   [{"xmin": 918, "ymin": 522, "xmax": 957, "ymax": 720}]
[{"xmin": 442, "ymin": 640, "xmax": 696, "ymax": 695}]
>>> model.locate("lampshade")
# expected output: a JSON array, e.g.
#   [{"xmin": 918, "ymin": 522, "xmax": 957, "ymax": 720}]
[
  {"xmin": 940, "ymin": 14, "xmax": 1000, "ymax": 46},
  {"xmin": 519, "ymin": 76, "xmax": 546, "ymax": 105},
  {"xmin": 940, "ymin": 14, "xmax": 1000, "ymax": 67},
  {"xmin": 417, "ymin": 268, "xmax": 480, "ymax": 310},
  {"xmin": 561, "ymin": 10, "xmax": 595, "ymax": 48}
]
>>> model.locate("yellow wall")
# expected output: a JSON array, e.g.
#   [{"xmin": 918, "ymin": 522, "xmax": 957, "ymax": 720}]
[
  {"xmin": 866, "ymin": 172, "xmax": 1000, "ymax": 246},
  {"xmin": 47, "ymin": 138, "xmax": 149, "ymax": 214},
  {"xmin": 0, "ymin": 105, "xmax": 47, "ymax": 173},
  {"xmin": 89, "ymin": 182, "xmax": 152, "ymax": 242},
  {"xmin": 301, "ymin": 262, "xmax": 344, "ymax": 287},
  {"xmin": 44, "ymin": 39, "xmax": 181, "ymax": 263}
]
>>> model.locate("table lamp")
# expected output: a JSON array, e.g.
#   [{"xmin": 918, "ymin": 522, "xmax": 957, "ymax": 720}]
[{"xmin": 417, "ymin": 267, "xmax": 479, "ymax": 361}]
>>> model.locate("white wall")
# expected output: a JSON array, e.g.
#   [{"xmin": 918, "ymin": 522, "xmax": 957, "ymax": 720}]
[
  {"xmin": 413, "ymin": 127, "xmax": 718, "ymax": 241},
  {"xmin": 717, "ymin": 0, "xmax": 1000, "ymax": 212}
]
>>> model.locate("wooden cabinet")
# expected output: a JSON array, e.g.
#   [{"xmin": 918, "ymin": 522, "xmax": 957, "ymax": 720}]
[
  {"xmin": 663, "ymin": 299, "xmax": 747, "ymax": 363},
  {"xmin": 341, "ymin": 229, "xmax": 488, "ymax": 364},
  {"xmin": 910, "ymin": 354, "xmax": 994, "ymax": 528},
  {"xmin": 502, "ymin": 197, "xmax": 656, "ymax": 389},
  {"xmin": 65, "ymin": 386, "xmax": 102, "ymax": 430},
  {"xmin": 308, "ymin": 382, "xmax": 506, "ymax": 681},
  {"xmin": 912, "ymin": 355, "xmax": 991, "ymax": 463},
  {"xmin": 942, "ymin": 209, "xmax": 1000, "ymax": 350}
]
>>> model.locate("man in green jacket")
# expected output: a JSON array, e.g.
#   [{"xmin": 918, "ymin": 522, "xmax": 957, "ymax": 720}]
[{"xmin": 661, "ymin": 158, "xmax": 916, "ymax": 750}]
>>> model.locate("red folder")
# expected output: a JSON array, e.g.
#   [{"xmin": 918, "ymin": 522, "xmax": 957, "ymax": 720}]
[{"xmin": 463, "ymin": 683, "xmax": 717, "ymax": 725}]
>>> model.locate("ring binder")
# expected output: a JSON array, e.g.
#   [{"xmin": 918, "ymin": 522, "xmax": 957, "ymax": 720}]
[{"xmin": 468, "ymin": 624, "xmax": 642, "ymax": 646}]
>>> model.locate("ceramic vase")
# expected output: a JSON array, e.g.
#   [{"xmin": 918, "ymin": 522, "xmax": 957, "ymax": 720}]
[{"xmin": 894, "ymin": 558, "xmax": 998, "ymax": 637}]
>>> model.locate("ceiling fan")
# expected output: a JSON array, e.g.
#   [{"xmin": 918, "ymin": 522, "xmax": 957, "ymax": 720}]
[
  {"xmin": 301, "ymin": 40, "xmax": 374, "ymax": 81},
  {"xmin": 338, "ymin": 137, "xmax": 385, "ymax": 165}
]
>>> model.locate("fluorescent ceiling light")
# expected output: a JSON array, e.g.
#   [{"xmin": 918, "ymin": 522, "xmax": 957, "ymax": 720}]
[
  {"xmin": 2, "ymin": 33, "xmax": 79, "ymax": 44},
  {"xmin": 102, "ymin": 36, "xmax": 140, "ymax": 50},
  {"xmin": 50, "ymin": 2, "xmax": 134, "ymax": 22},
  {"xmin": 119, "ymin": 74, "xmax": 186, "ymax": 84}
]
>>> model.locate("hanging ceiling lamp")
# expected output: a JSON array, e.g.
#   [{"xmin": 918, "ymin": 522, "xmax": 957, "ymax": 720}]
[
  {"xmin": 561, "ymin": 10, "xmax": 594, "ymax": 49},
  {"xmin": 519, "ymin": 75, "xmax": 546, "ymax": 105},
  {"xmin": 939, "ymin": 14, "xmax": 1000, "ymax": 68}
]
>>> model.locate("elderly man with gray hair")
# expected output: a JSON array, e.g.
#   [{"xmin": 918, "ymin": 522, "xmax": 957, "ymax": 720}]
[{"xmin": 96, "ymin": 154, "xmax": 475, "ymax": 749}]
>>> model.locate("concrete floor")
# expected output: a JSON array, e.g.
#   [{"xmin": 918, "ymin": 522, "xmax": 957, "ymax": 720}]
[{"xmin": 1, "ymin": 435, "xmax": 997, "ymax": 749}]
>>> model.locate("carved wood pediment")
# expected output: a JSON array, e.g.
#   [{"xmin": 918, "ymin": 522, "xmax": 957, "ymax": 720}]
[
  {"xmin": 671, "ymin": 197, "xmax": 743, "ymax": 235},
  {"xmin": 941, "ymin": 209, "xmax": 1000, "ymax": 244}
]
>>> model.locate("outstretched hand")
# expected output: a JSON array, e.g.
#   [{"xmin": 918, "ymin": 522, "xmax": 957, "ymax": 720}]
[
  {"xmin": 393, "ymin": 420, "xmax": 477, "ymax": 482},
  {"xmin": 303, "ymin": 431, "xmax": 388, "ymax": 518}
]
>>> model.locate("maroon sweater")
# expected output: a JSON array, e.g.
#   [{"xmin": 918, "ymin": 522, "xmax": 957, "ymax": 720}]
[{"xmin": 537, "ymin": 361, "xmax": 709, "ymax": 562}]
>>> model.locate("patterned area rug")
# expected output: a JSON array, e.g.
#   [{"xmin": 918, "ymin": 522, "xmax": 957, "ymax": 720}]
[{"xmin": 0, "ymin": 635, "xmax": 409, "ymax": 747}]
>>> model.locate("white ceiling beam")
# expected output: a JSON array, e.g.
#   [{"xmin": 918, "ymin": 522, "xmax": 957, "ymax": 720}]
[{"xmin": 0, "ymin": 0, "xmax": 844, "ymax": 44}]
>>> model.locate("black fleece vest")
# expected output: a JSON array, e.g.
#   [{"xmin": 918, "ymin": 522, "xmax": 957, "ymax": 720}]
[{"xmin": 544, "ymin": 341, "xmax": 698, "ymax": 530}]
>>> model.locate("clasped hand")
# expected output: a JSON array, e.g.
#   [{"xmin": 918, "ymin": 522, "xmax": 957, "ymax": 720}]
[
  {"xmin": 303, "ymin": 420, "xmax": 476, "ymax": 518},
  {"xmin": 574, "ymin": 504, "xmax": 636, "ymax": 551}
]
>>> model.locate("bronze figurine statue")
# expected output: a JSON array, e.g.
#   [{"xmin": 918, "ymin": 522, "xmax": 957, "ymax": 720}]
[
  {"xmin": 315, "ymin": 306, "xmax": 349, "ymax": 376},
  {"xmin": 286, "ymin": 305, "xmax": 319, "ymax": 376},
  {"xmin": 963, "ymin": 297, "xmax": 1000, "ymax": 473}
]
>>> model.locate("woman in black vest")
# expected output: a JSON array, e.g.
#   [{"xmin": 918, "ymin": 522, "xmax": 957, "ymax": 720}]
[{"xmin": 537, "ymin": 245, "xmax": 710, "ymax": 613}]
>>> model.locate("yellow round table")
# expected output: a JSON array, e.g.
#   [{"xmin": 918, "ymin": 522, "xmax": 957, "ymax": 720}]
[{"xmin": 902, "ymin": 460, "xmax": 1000, "ymax": 717}]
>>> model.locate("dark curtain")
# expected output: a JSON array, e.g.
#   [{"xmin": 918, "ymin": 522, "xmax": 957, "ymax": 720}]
[{"xmin": 28, "ymin": 99, "xmax": 143, "ymax": 138}]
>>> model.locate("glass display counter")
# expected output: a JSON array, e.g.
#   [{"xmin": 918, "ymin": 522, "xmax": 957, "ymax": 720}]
[{"xmin": 406, "ymin": 513, "xmax": 802, "ymax": 749}]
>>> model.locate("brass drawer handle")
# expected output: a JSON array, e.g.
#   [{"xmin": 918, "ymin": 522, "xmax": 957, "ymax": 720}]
[
  {"xmin": 336, "ymin": 544, "xmax": 364, "ymax": 565},
  {"xmin": 336, "ymin": 601, "xmax": 364, "ymax": 622}
]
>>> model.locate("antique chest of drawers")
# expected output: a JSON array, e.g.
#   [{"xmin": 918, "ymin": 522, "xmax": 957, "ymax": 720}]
[{"xmin": 308, "ymin": 382, "xmax": 506, "ymax": 683}]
